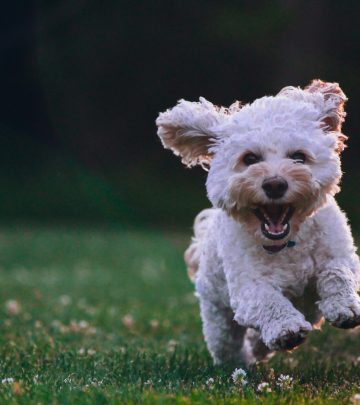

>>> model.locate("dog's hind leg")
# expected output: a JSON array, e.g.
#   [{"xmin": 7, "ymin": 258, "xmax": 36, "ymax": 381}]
[
  {"xmin": 199, "ymin": 299, "xmax": 246, "ymax": 365},
  {"xmin": 241, "ymin": 328, "xmax": 274, "ymax": 365},
  {"xmin": 193, "ymin": 210, "xmax": 247, "ymax": 365}
]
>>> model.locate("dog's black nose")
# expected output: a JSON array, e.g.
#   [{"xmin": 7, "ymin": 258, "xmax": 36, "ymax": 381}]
[{"xmin": 262, "ymin": 177, "xmax": 288, "ymax": 199}]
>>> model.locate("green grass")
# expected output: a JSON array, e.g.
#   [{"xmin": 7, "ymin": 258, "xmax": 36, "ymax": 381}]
[{"xmin": 0, "ymin": 225, "xmax": 359, "ymax": 404}]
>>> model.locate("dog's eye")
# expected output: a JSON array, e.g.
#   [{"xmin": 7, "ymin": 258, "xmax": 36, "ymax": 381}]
[
  {"xmin": 243, "ymin": 153, "xmax": 261, "ymax": 166},
  {"xmin": 289, "ymin": 151, "xmax": 306, "ymax": 163}
]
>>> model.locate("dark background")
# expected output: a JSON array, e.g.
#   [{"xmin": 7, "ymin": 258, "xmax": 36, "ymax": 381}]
[{"xmin": 1, "ymin": 0, "xmax": 360, "ymax": 229}]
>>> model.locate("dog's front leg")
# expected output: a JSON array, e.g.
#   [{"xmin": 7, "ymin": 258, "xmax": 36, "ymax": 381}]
[
  {"xmin": 317, "ymin": 261, "xmax": 360, "ymax": 328},
  {"xmin": 232, "ymin": 282, "xmax": 312, "ymax": 351}
]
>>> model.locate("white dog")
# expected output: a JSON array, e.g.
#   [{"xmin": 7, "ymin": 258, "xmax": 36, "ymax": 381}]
[{"xmin": 156, "ymin": 80, "xmax": 360, "ymax": 365}]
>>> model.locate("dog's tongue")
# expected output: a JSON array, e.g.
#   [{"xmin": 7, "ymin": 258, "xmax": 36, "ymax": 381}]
[{"xmin": 268, "ymin": 222, "xmax": 286, "ymax": 233}]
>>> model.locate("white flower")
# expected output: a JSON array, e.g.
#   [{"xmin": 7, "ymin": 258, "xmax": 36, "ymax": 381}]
[
  {"xmin": 5, "ymin": 300, "xmax": 21, "ymax": 316},
  {"xmin": 59, "ymin": 295, "xmax": 72, "ymax": 306},
  {"xmin": 276, "ymin": 374, "xmax": 293, "ymax": 389},
  {"xmin": 150, "ymin": 319, "xmax": 159, "ymax": 329},
  {"xmin": 167, "ymin": 339, "xmax": 177, "ymax": 352},
  {"xmin": 90, "ymin": 378, "xmax": 103, "ymax": 387},
  {"xmin": 205, "ymin": 377, "xmax": 215, "ymax": 388},
  {"xmin": 352, "ymin": 393, "xmax": 360, "ymax": 405},
  {"xmin": 64, "ymin": 377, "xmax": 73, "ymax": 384},
  {"xmin": 231, "ymin": 368, "xmax": 246, "ymax": 381},
  {"xmin": 231, "ymin": 368, "xmax": 248, "ymax": 386},
  {"xmin": 122, "ymin": 314, "xmax": 135, "ymax": 329},
  {"xmin": 2, "ymin": 377, "xmax": 14, "ymax": 384},
  {"xmin": 278, "ymin": 374, "xmax": 293, "ymax": 382},
  {"xmin": 78, "ymin": 320, "xmax": 89, "ymax": 329},
  {"xmin": 257, "ymin": 382, "xmax": 272, "ymax": 393}
]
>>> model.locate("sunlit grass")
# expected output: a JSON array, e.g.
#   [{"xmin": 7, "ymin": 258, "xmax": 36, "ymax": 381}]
[{"xmin": 0, "ymin": 225, "xmax": 359, "ymax": 404}]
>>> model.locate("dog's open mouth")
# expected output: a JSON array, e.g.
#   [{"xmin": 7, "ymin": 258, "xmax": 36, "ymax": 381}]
[{"xmin": 253, "ymin": 204, "xmax": 295, "ymax": 241}]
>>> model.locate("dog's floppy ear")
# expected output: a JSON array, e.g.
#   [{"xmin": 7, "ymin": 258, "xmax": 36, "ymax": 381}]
[
  {"xmin": 156, "ymin": 98, "xmax": 237, "ymax": 167},
  {"xmin": 305, "ymin": 79, "xmax": 348, "ymax": 153}
]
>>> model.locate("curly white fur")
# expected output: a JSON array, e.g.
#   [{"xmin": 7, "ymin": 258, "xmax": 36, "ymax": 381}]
[{"xmin": 156, "ymin": 80, "xmax": 360, "ymax": 365}]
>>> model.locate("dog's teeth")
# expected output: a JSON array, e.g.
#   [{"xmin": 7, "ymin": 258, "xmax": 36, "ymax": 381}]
[
  {"xmin": 260, "ymin": 208, "xmax": 271, "ymax": 222},
  {"xmin": 264, "ymin": 223, "xmax": 269, "ymax": 231},
  {"xmin": 280, "ymin": 206, "xmax": 289, "ymax": 223}
]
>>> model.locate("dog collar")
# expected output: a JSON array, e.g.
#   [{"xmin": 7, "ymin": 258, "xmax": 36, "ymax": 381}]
[
  {"xmin": 287, "ymin": 240, "xmax": 296, "ymax": 248},
  {"xmin": 263, "ymin": 240, "xmax": 296, "ymax": 254}
]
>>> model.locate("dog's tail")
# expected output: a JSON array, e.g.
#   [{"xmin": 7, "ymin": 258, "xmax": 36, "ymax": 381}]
[{"xmin": 184, "ymin": 208, "xmax": 216, "ymax": 282}]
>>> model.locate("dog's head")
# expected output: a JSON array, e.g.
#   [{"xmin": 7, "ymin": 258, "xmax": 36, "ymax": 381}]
[{"xmin": 156, "ymin": 80, "xmax": 347, "ymax": 252}]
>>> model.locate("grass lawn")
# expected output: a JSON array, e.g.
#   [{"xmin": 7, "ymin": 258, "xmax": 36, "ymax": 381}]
[{"xmin": 0, "ymin": 224, "xmax": 359, "ymax": 404}]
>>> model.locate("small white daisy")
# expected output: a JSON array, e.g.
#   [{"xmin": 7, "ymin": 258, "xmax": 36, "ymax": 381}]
[
  {"xmin": 352, "ymin": 393, "xmax": 360, "ymax": 405},
  {"xmin": 1, "ymin": 377, "xmax": 14, "ymax": 384},
  {"xmin": 257, "ymin": 382, "xmax": 272, "ymax": 393},
  {"xmin": 276, "ymin": 374, "xmax": 293, "ymax": 389},
  {"xmin": 231, "ymin": 368, "xmax": 248, "ymax": 386},
  {"xmin": 5, "ymin": 300, "xmax": 21, "ymax": 316}
]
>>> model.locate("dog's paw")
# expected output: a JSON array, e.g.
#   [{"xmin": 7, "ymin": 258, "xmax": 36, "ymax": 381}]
[
  {"xmin": 264, "ymin": 319, "xmax": 312, "ymax": 351},
  {"xmin": 270, "ymin": 328, "xmax": 309, "ymax": 350},
  {"xmin": 319, "ymin": 295, "xmax": 360, "ymax": 329}
]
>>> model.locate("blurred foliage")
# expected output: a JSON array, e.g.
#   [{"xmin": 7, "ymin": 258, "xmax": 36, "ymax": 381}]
[
  {"xmin": 0, "ymin": 125, "xmax": 207, "ymax": 229},
  {"xmin": 0, "ymin": 1, "xmax": 360, "ymax": 227}
]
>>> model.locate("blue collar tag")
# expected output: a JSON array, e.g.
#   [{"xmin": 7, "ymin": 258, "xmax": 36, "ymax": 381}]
[{"xmin": 287, "ymin": 240, "xmax": 296, "ymax": 248}]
